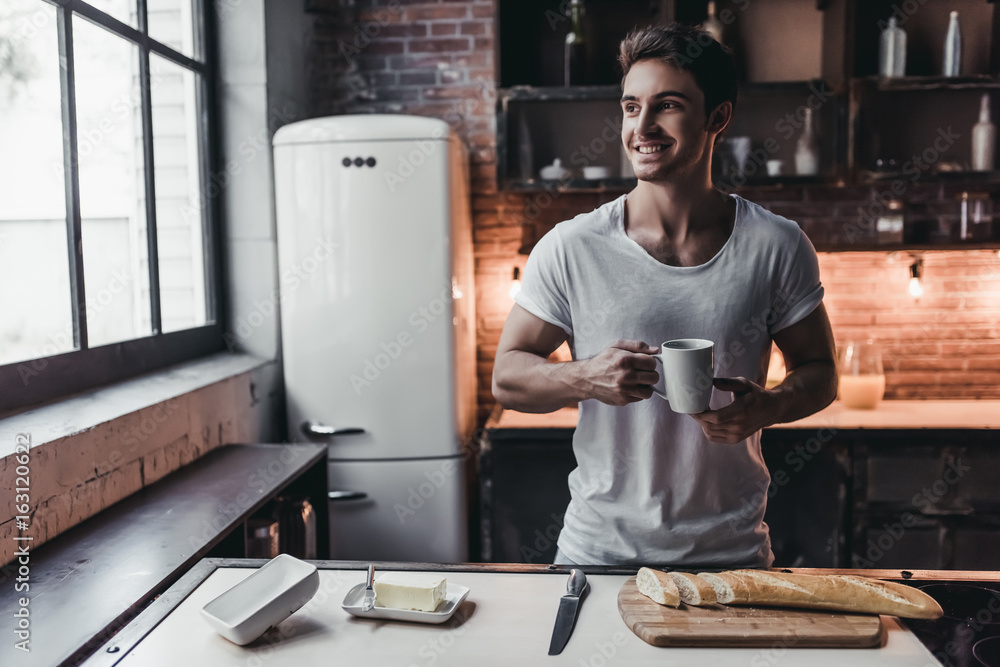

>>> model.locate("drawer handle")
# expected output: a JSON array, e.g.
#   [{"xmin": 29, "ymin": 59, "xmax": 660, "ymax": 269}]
[
  {"xmin": 302, "ymin": 421, "xmax": 365, "ymax": 437},
  {"xmin": 328, "ymin": 490, "xmax": 369, "ymax": 501},
  {"xmin": 919, "ymin": 505, "xmax": 974, "ymax": 517}
]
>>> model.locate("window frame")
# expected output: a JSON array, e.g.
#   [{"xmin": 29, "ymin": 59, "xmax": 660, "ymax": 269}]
[{"xmin": 0, "ymin": 0, "xmax": 226, "ymax": 416}]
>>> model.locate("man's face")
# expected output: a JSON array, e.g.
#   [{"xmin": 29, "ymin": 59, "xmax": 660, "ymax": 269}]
[{"xmin": 620, "ymin": 59, "xmax": 714, "ymax": 183}]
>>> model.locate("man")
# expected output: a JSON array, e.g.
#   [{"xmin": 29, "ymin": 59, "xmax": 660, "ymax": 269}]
[{"xmin": 491, "ymin": 24, "xmax": 838, "ymax": 567}]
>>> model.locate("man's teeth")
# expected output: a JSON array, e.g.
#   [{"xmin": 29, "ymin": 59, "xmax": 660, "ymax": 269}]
[{"xmin": 637, "ymin": 145, "xmax": 664, "ymax": 154}]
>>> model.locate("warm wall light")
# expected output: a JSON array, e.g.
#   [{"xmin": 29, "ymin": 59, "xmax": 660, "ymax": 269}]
[
  {"xmin": 508, "ymin": 266, "xmax": 521, "ymax": 298},
  {"xmin": 909, "ymin": 258, "xmax": 924, "ymax": 297}
]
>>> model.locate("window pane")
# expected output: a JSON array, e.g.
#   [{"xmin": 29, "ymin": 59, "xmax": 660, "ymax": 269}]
[
  {"xmin": 73, "ymin": 17, "xmax": 152, "ymax": 347},
  {"xmin": 0, "ymin": 1, "xmax": 74, "ymax": 365},
  {"xmin": 150, "ymin": 54, "xmax": 208, "ymax": 332},
  {"xmin": 148, "ymin": 0, "xmax": 198, "ymax": 59},
  {"xmin": 83, "ymin": 0, "xmax": 137, "ymax": 30}
]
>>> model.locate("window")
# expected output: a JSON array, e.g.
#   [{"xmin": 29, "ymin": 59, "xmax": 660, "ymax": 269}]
[{"xmin": 0, "ymin": 0, "xmax": 222, "ymax": 415}]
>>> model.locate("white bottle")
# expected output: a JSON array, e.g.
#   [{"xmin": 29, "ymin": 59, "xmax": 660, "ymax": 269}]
[
  {"xmin": 943, "ymin": 11, "xmax": 961, "ymax": 77},
  {"xmin": 795, "ymin": 107, "xmax": 820, "ymax": 176},
  {"xmin": 702, "ymin": 1, "xmax": 724, "ymax": 43},
  {"xmin": 972, "ymin": 93, "xmax": 997, "ymax": 171},
  {"xmin": 878, "ymin": 16, "xmax": 906, "ymax": 77}
]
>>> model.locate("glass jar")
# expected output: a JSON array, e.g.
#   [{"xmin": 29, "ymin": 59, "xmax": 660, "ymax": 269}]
[{"xmin": 838, "ymin": 339, "xmax": 885, "ymax": 410}]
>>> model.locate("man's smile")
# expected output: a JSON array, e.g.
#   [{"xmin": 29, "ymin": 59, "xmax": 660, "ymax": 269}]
[{"xmin": 633, "ymin": 141, "xmax": 672, "ymax": 155}]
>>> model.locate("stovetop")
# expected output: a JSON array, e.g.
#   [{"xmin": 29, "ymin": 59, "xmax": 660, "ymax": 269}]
[{"xmin": 895, "ymin": 579, "xmax": 1000, "ymax": 667}]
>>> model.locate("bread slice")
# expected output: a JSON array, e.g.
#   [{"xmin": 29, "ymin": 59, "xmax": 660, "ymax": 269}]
[
  {"xmin": 635, "ymin": 567, "xmax": 681, "ymax": 607},
  {"xmin": 697, "ymin": 571, "xmax": 749, "ymax": 604},
  {"xmin": 726, "ymin": 570, "xmax": 943, "ymax": 619},
  {"xmin": 667, "ymin": 571, "xmax": 717, "ymax": 606}
]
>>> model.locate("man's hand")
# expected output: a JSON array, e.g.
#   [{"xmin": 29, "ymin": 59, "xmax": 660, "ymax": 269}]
[
  {"xmin": 581, "ymin": 339, "xmax": 660, "ymax": 406},
  {"xmin": 689, "ymin": 377, "xmax": 778, "ymax": 444}
]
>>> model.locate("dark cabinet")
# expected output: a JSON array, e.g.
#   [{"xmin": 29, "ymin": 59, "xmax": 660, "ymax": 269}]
[
  {"xmin": 479, "ymin": 417, "xmax": 850, "ymax": 566},
  {"xmin": 479, "ymin": 414, "xmax": 1000, "ymax": 569},
  {"xmin": 479, "ymin": 424, "xmax": 575, "ymax": 563},
  {"xmin": 851, "ymin": 430, "xmax": 1000, "ymax": 570}
]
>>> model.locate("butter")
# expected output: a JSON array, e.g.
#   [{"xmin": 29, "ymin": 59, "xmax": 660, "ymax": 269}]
[{"xmin": 373, "ymin": 572, "xmax": 447, "ymax": 612}]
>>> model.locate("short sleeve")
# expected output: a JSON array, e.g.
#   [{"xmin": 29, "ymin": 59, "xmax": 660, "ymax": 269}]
[
  {"xmin": 514, "ymin": 225, "xmax": 573, "ymax": 337},
  {"xmin": 768, "ymin": 227, "xmax": 824, "ymax": 334}
]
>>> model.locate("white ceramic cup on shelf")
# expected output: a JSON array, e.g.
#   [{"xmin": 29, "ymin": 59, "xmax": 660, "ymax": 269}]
[
  {"xmin": 766, "ymin": 159, "xmax": 785, "ymax": 176},
  {"xmin": 583, "ymin": 166, "xmax": 611, "ymax": 179},
  {"xmin": 651, "ymin": 338, "xmax": 715, "ymax": 414}
]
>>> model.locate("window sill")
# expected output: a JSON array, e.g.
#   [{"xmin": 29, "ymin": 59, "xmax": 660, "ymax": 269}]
[{"xmin": 0, "ymin": 352, "xmax": 272, "ymax": 459}]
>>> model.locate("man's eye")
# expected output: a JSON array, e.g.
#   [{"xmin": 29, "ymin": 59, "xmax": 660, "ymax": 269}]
[
  {"xmin": 625, "ymin": 104, "xmax": 638, "ymax": 113},
  {"xmin": 660, "ymin": 102, "xmax": 676, "ymax": 110}
]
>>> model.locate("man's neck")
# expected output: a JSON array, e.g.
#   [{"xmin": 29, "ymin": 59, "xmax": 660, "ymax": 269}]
[{"xmin": 626, "ymin": 176, "xmax": 725, "ymax": 242}]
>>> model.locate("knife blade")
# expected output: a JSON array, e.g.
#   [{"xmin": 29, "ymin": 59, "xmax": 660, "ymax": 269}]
[{"xmin": 547, "ymin": 569, "xmax": 588, "ymax": 655}]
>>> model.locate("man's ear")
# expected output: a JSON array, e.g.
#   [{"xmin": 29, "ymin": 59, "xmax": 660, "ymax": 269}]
[{"xmin": 708, "ymin": 101, "xmax": 733, "ymax": 137}]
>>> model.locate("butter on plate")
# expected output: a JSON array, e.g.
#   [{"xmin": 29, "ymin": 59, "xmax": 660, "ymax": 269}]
[{"xmin": 373, "ymin": 572, "xmax": 447, "ymax": 612}]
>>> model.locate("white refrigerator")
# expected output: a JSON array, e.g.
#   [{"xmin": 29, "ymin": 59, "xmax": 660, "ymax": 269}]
[{"xmin": 272, "ymin": 115, "xmax": 477, "ymax": 562}]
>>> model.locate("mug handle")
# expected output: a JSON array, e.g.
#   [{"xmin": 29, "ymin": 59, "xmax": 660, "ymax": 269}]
[{"xmin": 652, "ymin": 354, "xmax": 668, "ymax": 401}]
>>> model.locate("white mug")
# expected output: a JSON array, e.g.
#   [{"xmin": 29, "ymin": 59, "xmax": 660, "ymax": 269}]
[{"xmin": 652, "ymin": 339, "xmax": 715, "ymax": 414}]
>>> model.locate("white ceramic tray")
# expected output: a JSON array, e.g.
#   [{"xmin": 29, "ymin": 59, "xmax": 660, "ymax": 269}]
[
  {"xmin": 201, "ymin": 554, "xmax": 319, "ymax": 645},
  {"xmin": 341, "ymin": 582, "xmax": 470, "ymax": 624}
]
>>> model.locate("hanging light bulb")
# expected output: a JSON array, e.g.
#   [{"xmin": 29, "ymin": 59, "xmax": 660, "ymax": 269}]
[
  {"xmin": 508, "ymin": 266, "xmax": 522, "ymax": 298},
  {"xmin": 908, "ymin": 259, "xmax": 924, "ymax": 297}
]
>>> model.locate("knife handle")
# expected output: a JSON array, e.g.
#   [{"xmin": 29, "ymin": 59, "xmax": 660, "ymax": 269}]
[{"xmin": 567, "ymin": 569, "xmax": 587, "ymax": 597}]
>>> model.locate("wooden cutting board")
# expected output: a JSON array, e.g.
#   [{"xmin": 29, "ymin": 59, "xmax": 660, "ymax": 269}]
[{"xmin": 618, "ymin": 576, "xmax": 885, "ymax": 648}]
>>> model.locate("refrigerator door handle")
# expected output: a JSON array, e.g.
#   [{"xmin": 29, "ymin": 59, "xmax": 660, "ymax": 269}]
[
  {"xmin": 328, "ymin": 490, "xmax": 369, "ymax": 501},
  {"xmin": 302, "ymin": 421, "xmax": 366, "ymax": 438}
]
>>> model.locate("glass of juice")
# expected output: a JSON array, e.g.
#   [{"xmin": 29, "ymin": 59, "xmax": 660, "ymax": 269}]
[{"xmin": 838, "ymin": 339, "xmax": 885, "ymax": 409}]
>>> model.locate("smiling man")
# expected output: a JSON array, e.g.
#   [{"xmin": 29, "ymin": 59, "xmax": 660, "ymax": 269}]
[{"xmin": 492, "ymin": 25, "xmax": 838, "ymax": 567}]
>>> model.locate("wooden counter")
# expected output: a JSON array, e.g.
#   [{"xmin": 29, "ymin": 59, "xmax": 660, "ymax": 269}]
[
  {"xmin": 489, "ymin": 400, "xmax": 1000, "ymax": 431},
  {"xmin": 78, "ymin": 560, "xmax": 1000, "ymax": 667}
]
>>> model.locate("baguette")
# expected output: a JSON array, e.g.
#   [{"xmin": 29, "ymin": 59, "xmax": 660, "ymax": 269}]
[
  {"xmin": 697, "ymin": 571, "xmax": 750, "ymax": 604},
  {"xmin": 635, "ymin": 567, "xmax": 681, "ymax": 607},
  {"xmin": 667, "ymin": 571, "xmax": 717, "ymax": 606},
  {"xmin": 700, "ymin": 570, "xmax": 943, "ymax": 619}
]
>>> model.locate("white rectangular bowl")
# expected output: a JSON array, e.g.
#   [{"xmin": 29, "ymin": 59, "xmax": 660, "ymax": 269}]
[{"xmin": 200, "ymin": 554, "xmax": 319, "ymax": 645}]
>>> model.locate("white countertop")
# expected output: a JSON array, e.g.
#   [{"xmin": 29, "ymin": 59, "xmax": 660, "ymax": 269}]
[
  {"xmin": 491, "ymin": 400, "xmax": 1000, "ymax": 430},
  {"xmin": 118, "ymin": 569, "xmax": 937, "ymax": 666}
]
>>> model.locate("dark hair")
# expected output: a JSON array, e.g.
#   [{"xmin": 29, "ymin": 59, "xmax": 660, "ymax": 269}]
[{"xmin": 618, "ymin": 24, "xmax": 738, "ymax": 120}]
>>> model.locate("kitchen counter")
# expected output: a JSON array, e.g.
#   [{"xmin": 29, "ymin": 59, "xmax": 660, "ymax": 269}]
[
  {"xmin": 79, "ymin": 561, "xmax": 1000, "ymax": 667},
  {"xmin": 489, "ymin": 400, "xmax": 1000, "ymax": 430}
]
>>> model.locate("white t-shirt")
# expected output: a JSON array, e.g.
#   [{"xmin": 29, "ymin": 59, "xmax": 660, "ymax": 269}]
[{"xmin": 514, "ymin": 193, "xmax": 824, "ymax": 567}]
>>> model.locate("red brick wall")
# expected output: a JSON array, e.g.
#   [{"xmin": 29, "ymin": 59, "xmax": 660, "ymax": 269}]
[
  {"xmin": 820, "ymin": 250, "xmax": 1000, "ymax": 399},
  {"xmin": 307, "ymin": 1, "xmax": 1000, "ymax": 425}
]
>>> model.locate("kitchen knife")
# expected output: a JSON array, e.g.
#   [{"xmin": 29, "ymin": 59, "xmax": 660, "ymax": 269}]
[{"xmin": 547, "ymin": 569, "xmax": 588, "ymax": 656}]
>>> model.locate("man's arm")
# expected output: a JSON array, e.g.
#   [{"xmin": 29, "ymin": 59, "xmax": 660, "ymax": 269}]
[
  {"xmin": 492, "ymin": 304, "xmax": 659, "ymax": 413},
  {"xmin": 690, "ymin": 303, "xmax": 838, "ymax": 443}
]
